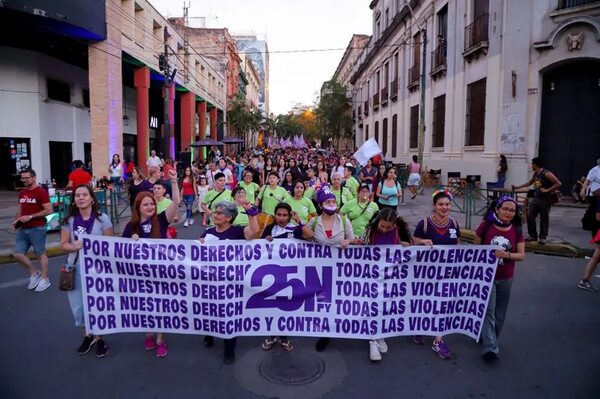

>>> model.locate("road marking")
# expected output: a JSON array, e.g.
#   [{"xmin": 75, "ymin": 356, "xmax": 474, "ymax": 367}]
[{"xmin": 0, "ymin": 278, "xmax": 30, "ymax": 289}]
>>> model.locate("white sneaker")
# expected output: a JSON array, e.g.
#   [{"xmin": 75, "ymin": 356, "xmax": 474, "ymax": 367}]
[
  {"xmin": 27, "ymin": 272, "xmax": 41, "ymax": 290},
  {"xmin": 375, "ymin": 338, "xmax": 388, "ymax": 353},
  {"xmin": 183, "ymin": 220, "xmax": 189, "ymax": 227},
  {"xmin": 369, "ymin": 341, "xmax": 382, "ymax": 361},
  {"xmin": 34, "ymin": 278, "xmax": 51, "ymax": 292},
  {"xmin": 189, "ymin": 219, "xmax": 194, "ymax": 225}
]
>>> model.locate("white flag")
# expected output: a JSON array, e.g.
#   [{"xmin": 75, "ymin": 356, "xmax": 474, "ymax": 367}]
[{"xmin": 353, "ymin": 138, "xmax": 383, "ymax": 165}]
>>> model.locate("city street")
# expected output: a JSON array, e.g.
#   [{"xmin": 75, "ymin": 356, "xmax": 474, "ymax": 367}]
[{"xmin": 1, "ymin": 222, "xmax": 598, "ymax": 399}]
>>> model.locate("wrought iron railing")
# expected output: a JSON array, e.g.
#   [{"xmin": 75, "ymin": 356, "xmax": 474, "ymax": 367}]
[{"xmin": 464, "ymin": 13, "xmax": 489, "ymax": 52}]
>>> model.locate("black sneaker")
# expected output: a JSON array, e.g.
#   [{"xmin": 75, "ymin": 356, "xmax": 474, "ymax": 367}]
[
  {"xmin": 96, "ymin": 339, "xmax": 109, "ymax": 358},
  {"xmin": 77, "ymin": 335, "xmax": 95, "ymax": 355},
  {"xmin": 203, "ymin": 335, "xmax": 214, "ymax": 348},
  {"xmin": 315, "ymin": 338, "xmax": 330, "ymax": 352},
  {"xmin": 483, "ymin": 351, "xmax": 498, "ymax": 363}
]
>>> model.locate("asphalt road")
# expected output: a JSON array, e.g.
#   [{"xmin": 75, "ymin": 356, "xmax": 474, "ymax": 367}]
[{"xmin": 1, "ymin": 223, "xmax": 599, "ymax": 399}]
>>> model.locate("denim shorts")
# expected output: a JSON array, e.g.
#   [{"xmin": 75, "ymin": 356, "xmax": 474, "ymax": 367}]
[{"xmin": 15, "ymin": 227, "xmax": 47, "ymax": 256}]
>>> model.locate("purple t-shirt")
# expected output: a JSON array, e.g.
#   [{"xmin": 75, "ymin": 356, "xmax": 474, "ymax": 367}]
[
  {"xmin": 475, "ymin": 221, "xmax": 524, "ymax": 280},
  {"xmin": 122, "ymin": 212, "xmax": 169, "ymax": 239},
  {"xmin": 413, "ymin": 217, "xmax": 460, "ymax": 245},
  {"xmin": 371, "ymin": 229, "xmax": 400, "ymax": 245},
  {"xmin": 201, "ymin": 224, "xmax": 246, "ymax": 240}
]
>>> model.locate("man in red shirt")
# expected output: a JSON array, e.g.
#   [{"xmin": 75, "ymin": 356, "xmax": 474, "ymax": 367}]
[
  {"xmin": 66, "ymin": 160, "xmax": 92, "ymax": 189},
  {"xmin": 12, "ymin": 169, "xmax": 52, "ymax": 292}
]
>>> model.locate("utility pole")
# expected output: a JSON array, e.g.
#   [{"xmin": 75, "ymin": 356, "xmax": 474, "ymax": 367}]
[
  {"xmin": 159, "ymin": 27, "xmax": 176, "ymax": 159},
  {"xmin": 417, "ymin": 26, "xmax": 427, "ymax": 167},
  {"xmin": 406, "ymin": 0, "xmax": 427, "ymax": 167}
]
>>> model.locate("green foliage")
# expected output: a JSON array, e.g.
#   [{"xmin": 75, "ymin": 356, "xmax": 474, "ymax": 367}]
[{"xmin": 315, "ymin": 78, "xmax": 352, "ymax": 144}]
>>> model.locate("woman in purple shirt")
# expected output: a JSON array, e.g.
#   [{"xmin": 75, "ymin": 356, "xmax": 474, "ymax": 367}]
[
  {"xmin": 412, "ymin": 190, "xmax": 460, "ymax": 359},
  {"xmin": 362, "ymin": 208, "xmax": 412, "ymax": 361},
  {"xmin": 199, "ymin": 200, "xmax": 260, "ymax": 364},
  {"xmin": 122, "ymin": 169, "xmax": 180, "ymax": 358}
]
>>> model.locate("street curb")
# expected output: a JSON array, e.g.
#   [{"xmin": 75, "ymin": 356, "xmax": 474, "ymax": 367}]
[
  {"xmin": 461, "ymin": 229, "xmax": 594, "ymax": 258},
  {"xmin": 0, "ymin": 245, "xmax": 66, "ymax": 265},
  {"xmin": 0, "ymin": 230, "xmax": 593, "ymax": 264}
]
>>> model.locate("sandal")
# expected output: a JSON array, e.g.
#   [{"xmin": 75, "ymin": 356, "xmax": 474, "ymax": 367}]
[
  {"xmin": 280, "ymin": 339, "xmax": 294, "ymax": 352},
  {"xmin": 261, "ymin": 337, "xmax": 277, "ymax": 350}
]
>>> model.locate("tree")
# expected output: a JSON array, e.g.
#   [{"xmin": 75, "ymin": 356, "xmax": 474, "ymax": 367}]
[
  {"xmin": 315, "ymin": 78, "xmax": 352, "ymax": 148},
  {"xmin": 227, "ymin": 95, "xmax": 261, "ymax": 145}
]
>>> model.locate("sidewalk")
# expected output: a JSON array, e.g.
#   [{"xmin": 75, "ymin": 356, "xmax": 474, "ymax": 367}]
[{"xmin": 0, "ymin": 188, "xmax": 594, "ymax": 264}]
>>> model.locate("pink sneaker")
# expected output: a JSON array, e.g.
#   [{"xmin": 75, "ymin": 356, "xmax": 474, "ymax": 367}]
[
  {"xmin": 156, "ymin": 341, "xmax": 168, "ymax": 358},
  {"xmin": 144, "ymin": 335, "xmax": 156, "ymax": 351}
]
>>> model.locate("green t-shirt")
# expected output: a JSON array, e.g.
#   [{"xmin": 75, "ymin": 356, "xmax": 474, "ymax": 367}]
[
  {"xmin": 304, "ymin": 186, "xmax": 316, "ymax": 201},
  {"xmin": 258, "ymin": 185, "xmax": 290, "ymax": 216},
  {"xmin": 202, "ymin": 189, "xmax": 232, "ymax": 211},
  {"xmin": 233, "ymin": 205, "xmax": 249, "ymax": 226},
  {"xmin": 340, "ymin": 198, "xmax": 379, "ymax": 238},
  {"xmin": 284, "ymin": 196, "xmax": 317, "ymax": 224},
  {"xmin": 156, "ymin": 198, "xmax": 172, "ymax": 214},
  {"xmin": 344, "ymin": 176, "xmax": 360, "ymax": 197},
  {"xmin": 238, "ymin": 181, "xmax": 260, "ymax": 204},
  {"xmin": 332, "ymin": 187, "xmax": 353, "ymax": 208}
]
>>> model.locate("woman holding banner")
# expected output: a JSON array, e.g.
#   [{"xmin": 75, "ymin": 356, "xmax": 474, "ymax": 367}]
[
  {"xmin": 260, "ymin": 202, "xmax": 308, "ymax": 352},
  {"xmin": 60, "ymin": 184, "xmax": 114, "ymax": 358},
  {"xmin": 302, "ymin": 185, "xmax": 359, "ymax": 352},
  {"xmin": 284, "ymin": 180, "xmax": 317, "ymax": 224},
  {"xmin": 122, "ymin": 169, "xmax": 180, "ymax": 358},
  {"xmin": 362, "ymin": 208, "xmax": 413, "ymax": 361},
  {"xmin": 474, "ymin": 196, "xmax": 525, "ymax": 363},
  {"xmin": 199, "ymin": 200, "xmax": 260, "ymax": 364},
  {"xmin": 412, "ymin": 190, "xmax": 460, "ymax": 359}
]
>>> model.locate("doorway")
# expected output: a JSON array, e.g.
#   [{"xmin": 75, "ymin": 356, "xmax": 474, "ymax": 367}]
[
  {"xmin": 539, "ymin": 60, "xmax": 600, "ymax": 193},
  {"xmin": 49, "ymin": 141, "xmax": 73, "ymax": 187}
]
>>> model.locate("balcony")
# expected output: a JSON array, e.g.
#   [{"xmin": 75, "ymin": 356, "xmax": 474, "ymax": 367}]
[
  {"xmin": 408, "ymin": 64, "xmax": 420, "ymax": 91},
  {"xmin": 364, "ymin": 99, "xmax": 369, "ymax": 116},
  {"xmin": 390, "ymin": 79, "xmax": 398, "ymax": 101},
  {"xmin": 463, "ymin": 13, "xmax": 489, "ymax": 61},
  {"xmin": 559, "ymin": 0, "xmax": 599, "ymax": 8},
  {"xmin": 430, "ymin": 42, "xmax": 447, "ymax": 80},
  {"xmin": 381, "ymin": 87, "xmax": 389, "ymax": 106},
  {"xmin": 372, "ymin": 93, "xmax": 380, "ymax": 111}
]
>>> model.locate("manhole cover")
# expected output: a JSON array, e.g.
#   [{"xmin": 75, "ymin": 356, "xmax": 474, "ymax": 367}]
[{"xmin": 258, "ymin": 350, "xmax": 326, "ymax": 386}]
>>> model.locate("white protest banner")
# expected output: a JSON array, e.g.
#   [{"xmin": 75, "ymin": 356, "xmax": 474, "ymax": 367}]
[{"xmin": 80, "ymin": 236, "xmax": 498, "ymax": 340}]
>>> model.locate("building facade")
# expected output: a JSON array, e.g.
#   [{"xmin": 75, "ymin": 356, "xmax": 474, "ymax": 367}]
[
  {"xmin": 235, "ymin": 35, "xmax": 270, "ymax": 115},
  {"xmin": 240, "ymin": 54, "xmax": 261, "ymax": 111},
  {"xmin": 351, "ymin": 0, "xmax": 600, "ymax": 188},
  {"xmin": 0, "ymin": 0, "xmax": 226, "ymax": 188}
]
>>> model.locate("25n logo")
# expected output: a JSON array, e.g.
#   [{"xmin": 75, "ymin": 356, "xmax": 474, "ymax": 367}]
[{"xmin": 246, "ymin": 264, "xmax": 332, "ymax": 311}]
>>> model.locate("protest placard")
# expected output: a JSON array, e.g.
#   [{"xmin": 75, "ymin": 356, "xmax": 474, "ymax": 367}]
[{"xmin": 80, "ymin": 236, "xmax": 498, "ymax": 340}]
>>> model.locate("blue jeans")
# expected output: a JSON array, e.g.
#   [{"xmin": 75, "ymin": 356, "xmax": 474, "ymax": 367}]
[
  {"xmin": 481, "ymin": 279, "xmax": 513, "ymax": 354},
  {"xmin": 183, "ymin": 194, "xmax": 195, "ymax": 220},
  {"xmin": 15, "ymin": 227, "xmax": 47, "ymax": 256}
]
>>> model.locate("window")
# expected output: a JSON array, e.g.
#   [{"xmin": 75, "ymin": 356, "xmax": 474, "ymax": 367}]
[
  {"xmin": 375, "ymin": 121, "xmax": 379, "ymax": 144},
  {"xmin": 384, "ymin": 62, "xmax": 389, "ymax": 88},
  {"xmin": 385, "ymin": 8, "xmax": 390, "ymax": 28},
  {"xmin": 410, "ymin": 105, "xmax": 419, "ymax": 149},
  {"xmin": 382, "ymin": 118, "xmax": 388, "ymax": 155},
  {"xmin": 391, "ymin": 115, "xmax": 398, "ymax": 157},
  {"xmin": 559, "ymin": 0, "xmax": 599, "ymax": 8},
  {"xmin": 365, "ymin": 124, "xmax": 369, "ymax": 140},
  {"xmin": 82, "ymin": 89, "xmax": 90, "ymax": 108},
  {"xmin": 465, "ymin": 78, "xmax": 487, "ymax": 146},
  {"xmin": 438, "ymin": 5, "xmax": 448, "ymax": 40},
  {"xmin": 47, "ymin": 79, "xmax": 71, "ymax": 103},
  {"xmin": 432, "ymin": 95, "xmax": 446, "ymax": 148},
  {"xmin": 393, "ymin": 53, "xmax": 399, "ymax": 81}
]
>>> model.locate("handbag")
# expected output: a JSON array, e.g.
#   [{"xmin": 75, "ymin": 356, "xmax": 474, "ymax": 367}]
[{"xmin": 59, "ymin": 252, "xmax": 78, "ymax": 291}]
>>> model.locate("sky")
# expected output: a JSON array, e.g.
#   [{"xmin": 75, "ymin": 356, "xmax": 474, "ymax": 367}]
[{"xmin": 149, "ymin": 0, "xmax": 373, "ymax": 115}]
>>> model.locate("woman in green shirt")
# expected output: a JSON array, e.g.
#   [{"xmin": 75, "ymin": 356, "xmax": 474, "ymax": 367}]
[
  {"xmin": 256, "ymin": 171, "xmax": 290, "ymax": 236},
  {"xmin": 330, "ymin": 172, "xmax": 353, "ymax": 208},
  {"xmin": 231, "ymin": 186, "xmax": 250, "ymax": 226},
  {"xmin": 340, "ymin": 184, "xmax": 379, "ymax": 238},
  {"xmin": 237, "ymin": 170, "xmax": 260, "ymax": 204},
  {"xmin": 284, "ymin": 180, "xmax": 317, "ymax": 224}
]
